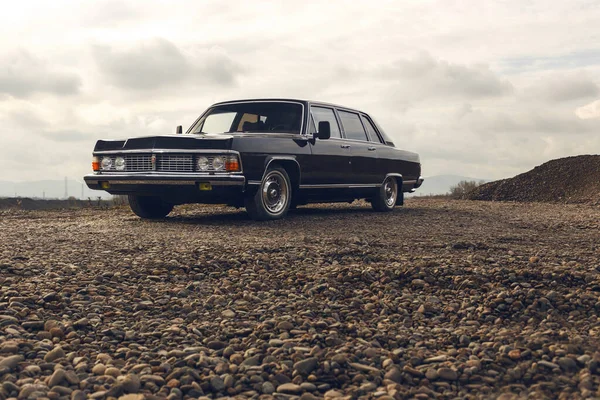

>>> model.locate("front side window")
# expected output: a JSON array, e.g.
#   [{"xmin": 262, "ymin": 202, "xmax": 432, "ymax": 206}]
[
  {"xmin": 310, "ymin": 106, "xmax": 341, "ymax": 138},
  {"xmin": 190, "ymin": 102, "xmax": 303, "ymax": 134},
  {"xmin": 338, "ymin": 111, "xmax": 368, "ymax": 141}
]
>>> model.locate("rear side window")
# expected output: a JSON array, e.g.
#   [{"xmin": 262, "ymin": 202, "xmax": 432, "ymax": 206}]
[
  {"xmin": 361, "ymin": 115, "xmax": 384, "ymax": 143},
  {"xmin": 310, "ymin": 107, "xmax": 341, "ymax": 138},
  {"xmin": 338, "ymin": 111, "xmax": 368, "ymax": 141}
]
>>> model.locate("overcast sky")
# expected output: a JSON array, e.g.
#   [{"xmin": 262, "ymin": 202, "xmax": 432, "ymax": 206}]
[{"xmin": 1, "ymin": 0, "xmax": 599, "ymax": 182}]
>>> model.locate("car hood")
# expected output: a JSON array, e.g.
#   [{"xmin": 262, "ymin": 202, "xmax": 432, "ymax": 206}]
[{"xmin": 94, "ymin": 134, "xmax": 234, "ymax": 152}]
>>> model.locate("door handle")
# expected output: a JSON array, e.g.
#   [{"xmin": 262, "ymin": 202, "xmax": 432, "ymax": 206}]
[
  {"xmin": 340, "ymin": 144, "xmax": 351, "ymax": 149},
  {"xmin": 368, "ymin": 147, "xmax": 376, "ymax": 151}
]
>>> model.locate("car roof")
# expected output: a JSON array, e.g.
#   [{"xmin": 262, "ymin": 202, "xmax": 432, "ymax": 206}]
[{"xmin": 211, "ymin": 98, "xmax": 368, "ymax": 115}]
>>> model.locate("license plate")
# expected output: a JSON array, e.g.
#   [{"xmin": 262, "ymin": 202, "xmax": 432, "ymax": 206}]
[{"xmin": 199, "ymin": 182, "xmax": 212, "ymax": 191}]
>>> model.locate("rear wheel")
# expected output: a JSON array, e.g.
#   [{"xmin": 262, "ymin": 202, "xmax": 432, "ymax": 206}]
[
  {"xmin": 245, "ymin": 167, "xmax": 291, "ymax": 220},
  {"xmin": 371, "ymin": 176, "xmax": 398, "ymax": 212},
  {"xmin": 128, "ymin": 195, "xmax": 173, "ymax": 219}
]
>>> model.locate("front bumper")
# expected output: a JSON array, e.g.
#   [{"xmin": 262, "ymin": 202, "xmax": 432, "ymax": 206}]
[
  {"xmin": 85, "ymin": 173, "xmax": 244, "ymax": 188},
  {"xmin": 84, "ymin": 173, "xmax": 246, "ymax": 202}
]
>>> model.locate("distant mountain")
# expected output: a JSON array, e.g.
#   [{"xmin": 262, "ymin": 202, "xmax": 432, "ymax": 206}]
[
  {"xmin": 0, "ymin": 180, "xmax": 112, "ymax": 200},
  {"xmin": 410, "ymin": 175, "xmax": 488, "ymax": 196}
]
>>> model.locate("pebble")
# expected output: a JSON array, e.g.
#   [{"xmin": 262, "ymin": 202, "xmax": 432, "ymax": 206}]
[
  {"xmin": 437, "ymin": 368, "xmax": 458, "ymax": 381},
  {"xmin": 294, "ymin": 357, "xmax": 318, "ymax": 375},
  {"xmin": 277, "ymin": 383, "xmax": 303, "ymax": 394},
  {"xmin": 44, "ymin": 347, "xmax": 65, "ymax": 362}
]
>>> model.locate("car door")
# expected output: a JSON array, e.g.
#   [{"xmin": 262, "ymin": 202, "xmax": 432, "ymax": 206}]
[
  {"xmin": 336, "ymin": 110, "xmax": 379, "ymax": 184},
  {"xmin": 305, "ymin": 106, "xmax": 352, "ymax": 185}
]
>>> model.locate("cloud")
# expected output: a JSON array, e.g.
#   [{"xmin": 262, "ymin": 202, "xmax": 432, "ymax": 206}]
[
  {"xmin": 575, "ymin": 99, "xmax": 600, "ymax": 119},
  {"xmin": 378, "ymin": 53, "xmax": 514, "ymax": 101},
  {"xmin": 0, "ymin": 50, "xmax": 82, "ymax": 98},
  {"xmin": 523, "ymin": 73, "xmax": 599, "ymax": 102},
  {"xmin": 92, "ymin": 38, "xmax": 244, "ymax": 90}
]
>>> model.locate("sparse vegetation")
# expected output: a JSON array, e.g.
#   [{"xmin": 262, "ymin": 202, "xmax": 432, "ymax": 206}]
[{"xmin": 448, "ymin": 179, "xmax": 484, "ymax": 199}]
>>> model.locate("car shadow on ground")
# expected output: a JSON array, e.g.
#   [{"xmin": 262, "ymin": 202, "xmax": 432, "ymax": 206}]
[{"xmin": 157, "ymin": 202, "xmax": 471, "ymax": 226}]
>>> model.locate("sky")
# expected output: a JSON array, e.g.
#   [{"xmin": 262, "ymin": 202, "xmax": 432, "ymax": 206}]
[{"xmin": 1, "ymin": 0, "xmax": 599, "ymax": 183}]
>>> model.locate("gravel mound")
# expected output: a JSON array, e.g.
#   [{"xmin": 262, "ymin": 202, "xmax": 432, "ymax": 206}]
[
  {"xmin": 466, "ymin": 155, "xmax": 600, "ymax": 204},
  {"xmin": 1, "ymin": 200, "xmax": 600, "ymax": 399}
]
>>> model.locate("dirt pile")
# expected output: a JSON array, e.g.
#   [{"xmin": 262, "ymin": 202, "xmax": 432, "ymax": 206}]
[{"xmin": 467, "ymin": 154, "xmax": 600, "ymax": 204}]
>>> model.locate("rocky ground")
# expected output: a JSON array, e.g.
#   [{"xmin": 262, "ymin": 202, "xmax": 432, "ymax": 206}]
[{"xmin": 1, "ymin": 199, "xmax": 600, "ymax": 400}]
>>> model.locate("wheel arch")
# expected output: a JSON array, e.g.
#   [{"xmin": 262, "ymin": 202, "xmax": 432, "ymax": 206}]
[
  {"xmin": 264, "ymin": 156, "xmax": 301, "ymax": 190},
  {"xmin": 383, "ymin": 173, "xmax": 403, "ymax": 206}
]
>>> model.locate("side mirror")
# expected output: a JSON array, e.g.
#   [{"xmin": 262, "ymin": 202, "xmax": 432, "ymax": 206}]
[
  {"xmin": 176, "ymin": 125, "xmax": 183, "ymax": 134},
  {"xmin": 315, "ymin": 121, "xmax": 331, "ymax": 140}
]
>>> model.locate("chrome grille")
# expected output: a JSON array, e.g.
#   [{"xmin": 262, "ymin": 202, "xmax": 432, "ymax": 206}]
[
  {"xmin": 158, "ymin": 154, "xmax": 194, "ymax": 172},
  {"xmin": 124, "ymin": 155, "xmax": 152, "ymax": 171}
]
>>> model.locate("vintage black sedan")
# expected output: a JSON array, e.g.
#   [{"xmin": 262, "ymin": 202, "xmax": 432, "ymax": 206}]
[{"xmin": 84, "ymin": 99, "xmax": 423, "ymax": 220}]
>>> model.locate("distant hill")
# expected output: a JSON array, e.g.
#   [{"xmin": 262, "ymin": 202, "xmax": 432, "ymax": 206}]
[
  {"xmin": 0, "ymin": 180, "xmax": 112, "ymax": 200},
  {"xmin": 466, "ymin": 155, "xmax": 600, "ymax": 204},
  {"xmin": 411, "ymin": 175, "xmax": 488, "ymax": 196}
]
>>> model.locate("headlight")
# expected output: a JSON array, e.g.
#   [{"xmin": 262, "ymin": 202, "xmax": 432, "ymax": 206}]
[
  {"xmin": 197, "ymin": 156, "xmax": 210, "ymax": 171},
  {"xmin": 212, "ymin": 156, "xmax": 225, "ymax": 171},
  {"xmin": 115, "ymin": 157, "xmax": 126, "ymax": 171},
  {"xmin": 101, "ymin": 157, "xmax": 113, "ymax": 170}
]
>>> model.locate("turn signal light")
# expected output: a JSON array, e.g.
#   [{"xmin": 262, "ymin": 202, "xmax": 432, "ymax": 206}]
[
  {"xmin": 225, "ymin": 156, "xmax": 240, "ymax": 172},
  {"xmin": 92, "ymin": 156, "xmax": 100, "ymax": 171}
]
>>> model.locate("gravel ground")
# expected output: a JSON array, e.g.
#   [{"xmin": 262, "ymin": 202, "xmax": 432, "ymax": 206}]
[{"xmin": 1, "ymin": 198, "xmax": 600, "ymax": 400}]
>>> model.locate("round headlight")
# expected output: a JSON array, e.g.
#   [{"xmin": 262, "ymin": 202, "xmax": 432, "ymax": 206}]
[
  {"xmin": 115, "ymin": 157, "xmax": 126, "ymax": 171},
  {"xmin": 197, "ymin": 156, "xmax": 210, "ymax": 171},
  {"xmin": 212, "ymin": 156, "xmax": 225, "ymax": 171},
  {"xmin": 101, "ymin": 157, "xmax": 113, "ymax": 170}
]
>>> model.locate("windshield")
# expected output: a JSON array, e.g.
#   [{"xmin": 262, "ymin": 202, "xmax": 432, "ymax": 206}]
[{"xmin": 189, "ymin": 102, "xmax": 303, "ymax": 135}]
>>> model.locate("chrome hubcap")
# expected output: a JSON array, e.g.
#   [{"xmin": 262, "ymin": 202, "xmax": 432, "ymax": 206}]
[
  {"xmin": 262, "ymin": 172, "xmax": 288, "ymax": 214},
  {"xmin": 384, "ymin": 178, "xmax": 397, "ymax": 206}
]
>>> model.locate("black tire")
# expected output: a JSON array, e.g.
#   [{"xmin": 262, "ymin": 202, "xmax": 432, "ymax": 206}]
[
  {"xmin": 128, "ymin": 195, "xmax": 173, "ymax": 219},
  {"xmin": 371, "ymin": 176, "xmax": 398, "ymax": 212},
  {"xmin": 245, "ymin": 167, "xmax": 291, "ymax": 220}
]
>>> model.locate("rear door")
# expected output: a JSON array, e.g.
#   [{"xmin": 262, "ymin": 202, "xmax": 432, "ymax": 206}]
[
  {"xmin": 337, "ymin": 110, "xmax": 378, "ymax": 184},
  {"xmin": 305, "ymin": 106, "xmax": 352, "ymax": 185}
]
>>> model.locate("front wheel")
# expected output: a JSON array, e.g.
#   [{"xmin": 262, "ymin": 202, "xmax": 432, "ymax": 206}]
[
  {"xmin": 245, "ymin": 167, "xmax": 291, "ymax": 220},
  {"xmin": 128, "ymin": 195, "xmax": 173, "ymax": 219},
  {"xmin": 371, "ymin": 177, "xmax": 398, "ymax": 212}
]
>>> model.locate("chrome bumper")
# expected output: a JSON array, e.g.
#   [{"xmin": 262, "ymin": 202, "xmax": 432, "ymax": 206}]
[{"xmin": 84, "ymin": 173, "xmax": 245, "ymax": 189}]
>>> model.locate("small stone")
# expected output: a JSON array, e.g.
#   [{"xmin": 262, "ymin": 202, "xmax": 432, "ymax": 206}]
[
  {"xmin": 300, "ymin": 382, "xmax": 317, "ymax": 391},
  {"xmin": 277, "ymin": 383, "xmax": 303, "ymax": 394},
  {"xmin": 0, "ymin": 354, "xmax": 23, "ymax": 371},
  {"xmin": 92, "ymin": 364, "xmax": 106, "ymax": 375},
  {"xmin": 412, "ymin": 279, "xmax": 427, "ymax": 288},
  {"xmin": 324, "ymin": 389, "xmax": 344, "ymax": 398},
  {"xmin": 44, "ymin": 347, "xmax": 65, "ymax": 362},
  {"xmin": 48, "ymin": 369, "xmax": 67, "ymax": 387},
  {"xmin": 278, "ymin": 321, "xmax": 294, "ymax": 330},
  {"xmin": 121, "ymin": 374, "xmax": 141, "ymax": 393},
  {"xmin": 384, "ymin": 368, "xmax": 402, "ymax": 383},
  {"xmin": 71, "ymin": 390, "xmax": 86, "ymax": 400},
  {"xmin": 262, "ymin": 382, "xmax": 275, "ymax": 394},
  {"xmin": 557, "ymin": 357, "xmax": 578, "ymax": 372},
  {"xmin": 73, "ymin": 318, "xmax": 89, "ymax": 328},
  {"xmin": 105, "ymin": 367, "xmax": 120, "ymax": 377},
  {"xmin": 508, "ymin": 350, "xmax": 521, "ymax": 360},
  {"xmin": 294, "ymin": 357, "xmax": 318, "ymax": 375},
  {"xmin": 538, "ymin": 360, "xmax": 559, "ymax": 370},
  {"xmin": 207, "ymin": 340, "xmax": 227, "ymax": 350},
  {"xmin": 221, "ymin": 310, "xmax": 235, "ymax": 318},
  {"xmin": 49, "ymin": 327, "xmax": 64, "ymax": 338},
  {"xmin": 210, "ymin": 376, "xmax": 225, "ymax": 392},
  {"xmin": 425, "ymin": 368, "xmax": 439, "ymax": 380},
  {"xmin": 437, "ymin": 367, "xmax": 458, "ymax": 381}
]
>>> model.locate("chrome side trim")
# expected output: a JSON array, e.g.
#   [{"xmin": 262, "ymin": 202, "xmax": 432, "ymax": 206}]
[
  {"xmin": 248, "ymin": 180, "xmax": 261, "ymax": 185},
  {"xmin": 299, "ymin": 184, "xmax": 379, "ymax": 189}
]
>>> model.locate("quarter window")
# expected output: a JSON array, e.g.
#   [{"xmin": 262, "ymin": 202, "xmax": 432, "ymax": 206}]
[
  {"xmin": 310, "ymin": 107, "xmax": 341, "ymax": 138},
  {"xmin": 338, "ymin": 111, "xmax": 368, "ymax": 141},
  {"xmin": 361, "ymin": 115, "xmax": 383, "ymax": 143}
]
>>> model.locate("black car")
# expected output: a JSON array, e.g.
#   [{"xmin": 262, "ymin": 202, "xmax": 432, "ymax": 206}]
[{"xmin": 84, "ymin": 99, "xmax": 423, "ymax": 220}]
